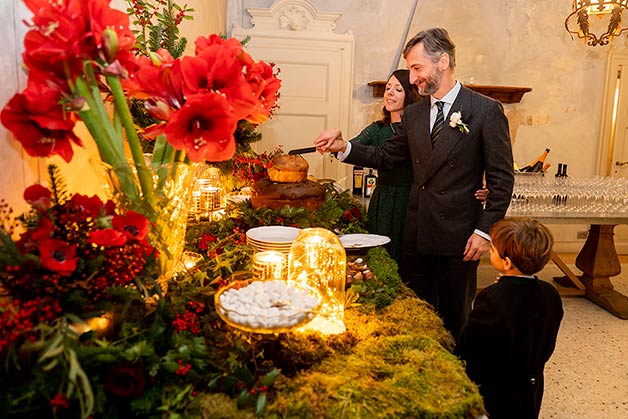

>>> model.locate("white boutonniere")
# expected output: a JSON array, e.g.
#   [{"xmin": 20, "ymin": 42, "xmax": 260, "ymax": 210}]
[{"xmin": 449, "ymin": 111, "xmax": 470, "ymax": 134}]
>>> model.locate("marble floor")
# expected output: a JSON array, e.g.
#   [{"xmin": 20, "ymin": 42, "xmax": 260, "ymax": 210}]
[{"xmin": 477, "ymin": 254, "xmax": 628, "ymax": 419}]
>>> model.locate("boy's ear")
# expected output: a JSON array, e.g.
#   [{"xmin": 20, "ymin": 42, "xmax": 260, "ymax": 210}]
[{"xmin": 503, "ymin": 256, "xmax": 513, "ymax": 270}]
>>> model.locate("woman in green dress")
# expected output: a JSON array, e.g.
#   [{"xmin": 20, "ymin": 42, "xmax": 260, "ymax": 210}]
[{"xmin": 349, "ymin": 69, "xmax": 419, "ymax": 262}]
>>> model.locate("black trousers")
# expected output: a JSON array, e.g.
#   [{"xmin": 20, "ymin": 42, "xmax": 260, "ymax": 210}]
[{"xmin": 401, "ymin": 251, "xmax": 479, "ymax": 344}]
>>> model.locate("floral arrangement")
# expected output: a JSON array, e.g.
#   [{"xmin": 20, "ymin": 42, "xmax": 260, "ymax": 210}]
[
  {"xmin": 449, "ymin": 111, "xmax": 470, "ymax": 134},
  {"xmin": 0, "ymin": 0, "xmax": 281, "ymax": 285},
  {"xmin": 0, "ymin": 0, "xmax": 281, "ymax": 212},
  {"xmin": 0, "ymin": 166, "xmax": 155, "ymax": 354}
]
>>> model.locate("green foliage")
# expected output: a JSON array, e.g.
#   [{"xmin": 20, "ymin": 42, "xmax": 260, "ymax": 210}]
[
  {"xmin": 47, "ymin": 164, "xmax": 69, "ymax": 206},
  {"xmin": 126, "ymin": 0, "xmax": 194, "ymax": 59},
  {"xmin": 349, "ymin": 247, "xmax": 404, "ymax": 310}
]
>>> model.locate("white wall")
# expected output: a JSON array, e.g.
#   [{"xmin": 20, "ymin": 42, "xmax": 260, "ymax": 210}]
[{"xmin": 229, "ymin": 0, "xmax": 624, "ymax": 178}]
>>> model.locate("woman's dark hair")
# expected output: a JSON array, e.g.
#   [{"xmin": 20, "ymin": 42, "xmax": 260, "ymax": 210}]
[{"xmin": 378, "ymin": 69, "xmax": 420, "ymax": 125}]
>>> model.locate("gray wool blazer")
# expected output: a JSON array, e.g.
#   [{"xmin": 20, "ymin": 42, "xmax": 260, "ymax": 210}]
[{"xmin": 344, "ymin": 86, "xmax": 514, "ymax": 256}]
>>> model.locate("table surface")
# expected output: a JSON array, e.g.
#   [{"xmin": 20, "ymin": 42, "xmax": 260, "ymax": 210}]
[{"xmin": 506, "ymin": 210, "xmax": 628, "ymax": 225}]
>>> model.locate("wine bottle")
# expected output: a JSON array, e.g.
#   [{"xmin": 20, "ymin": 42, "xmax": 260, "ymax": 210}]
[
  {"xmin": 364, "ymin": 169, "xmax": 377, "ymax": 198},
  {"xmin": 352, "ymin": 166, "xmax": 364, "ymax": 195},
  {"xmin": 520, "ymin": 148, "xmax": 550, "ymax": 173}
]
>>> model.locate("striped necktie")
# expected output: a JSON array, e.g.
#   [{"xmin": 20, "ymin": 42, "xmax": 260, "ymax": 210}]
[{"xmin": 431, "ymin": 101, "xmax": 444, "ymax": 147}]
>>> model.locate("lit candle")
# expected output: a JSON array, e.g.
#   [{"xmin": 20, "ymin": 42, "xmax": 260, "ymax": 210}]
[{"xmin": 252, "ymin": 251, "xmax": 287, "ymax": 281}]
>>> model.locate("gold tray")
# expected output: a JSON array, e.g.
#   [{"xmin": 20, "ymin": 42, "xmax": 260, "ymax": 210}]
[{"xmin": 214, "ymin": 279, "xmax": 321, "ymax": 334}]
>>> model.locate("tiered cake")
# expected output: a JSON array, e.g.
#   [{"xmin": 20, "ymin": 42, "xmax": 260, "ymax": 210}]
[{"xmin": 251, "ymin": 154, "xmax": 326, "ymax": 211}]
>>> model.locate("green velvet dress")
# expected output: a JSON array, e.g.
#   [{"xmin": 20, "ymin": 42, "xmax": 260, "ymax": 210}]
[{"xmin": 350, "ymin": 122, "xmax": 413, "ymax": 263}]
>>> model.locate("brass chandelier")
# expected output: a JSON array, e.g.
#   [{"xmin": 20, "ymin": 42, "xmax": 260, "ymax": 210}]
[{"xmin": 565, "ymin": 0, "xmax": 628, "ymax": 46}]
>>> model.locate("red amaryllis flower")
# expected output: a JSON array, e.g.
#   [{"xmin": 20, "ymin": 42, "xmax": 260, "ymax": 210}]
[
  {"xmin": 103, "ymin": 362, "xmax": 147, "ymax": 398},
  {"xmin": 88, "ymin": 228, "xmax": 127, "ymax": 247},
  {"xmin": 194, "ymin": 34, "xmax": 254, "ymax": 67},
  {"xmin": 23, "ymin": 184, "xmax": 51, "ymax": 210},
  {"xmin": 38, "ymin": 239, "xmax": 78, "ymax": 276},
  {"xmin": 22, "ymin": 0, "xmax": 87, "ymax": 82},
  {"xmin": 164, "ymin": 92, "xmax": 237, "ymax": 162},
  {"xmin": 183, "ymin": 45, "xmax": 257, "ymax": 121},
  {"xmin": 245, "ymin": 60, "xmax": 281, "ymax": 124},
  {"xmin": 0, "ymin": 81, "xmax": 82, "ymax": 162},
  {"xmin": 112, "ymin": 211, "xmax": 150, "ymax": 241},
  {"xmin": 65, "ymin": 193, "xmax": 105, "ymax": 219},
  {"xmin": 124, "ymin": 51, "xmax": 185, "ymax": 113},
  {"xmin": 22, "ymin": 0, "xmax": 136, "ymax": 81}
]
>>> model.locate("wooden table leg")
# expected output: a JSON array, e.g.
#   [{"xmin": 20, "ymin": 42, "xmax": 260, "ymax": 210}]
[
  {"xmin": 575, "ymin": 224, "xmax": 628, "ymax": 319},
  {"xmin": 551, "ymin": 252, "xmax": 586, "ymax": 297}
]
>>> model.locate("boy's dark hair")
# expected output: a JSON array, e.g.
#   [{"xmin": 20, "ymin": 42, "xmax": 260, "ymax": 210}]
[{"xmin": 490, "ymin": 218, "xmax": 554, "ymax": 275}]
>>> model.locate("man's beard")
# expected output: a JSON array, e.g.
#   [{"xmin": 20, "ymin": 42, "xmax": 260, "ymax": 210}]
[{"xmin": 417, "ymin": 68, "xmax": 441, "ymax": 96}]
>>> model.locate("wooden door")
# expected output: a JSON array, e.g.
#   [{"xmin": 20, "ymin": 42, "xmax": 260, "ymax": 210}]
[
  {"xmin": 598, "ymin": 51, "xmax": 628, "ymax": 251},
  {"xmin": 231, "ymin": 0, "xmax": 354, "ymax": 188},
  {"xmin": 244, "ymin": 41, "xmax": 349, "ymax": 183}
]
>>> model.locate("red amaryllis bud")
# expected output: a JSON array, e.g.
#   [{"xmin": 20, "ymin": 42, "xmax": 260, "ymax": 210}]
[{"xmin": 23, "ymin": 184, "xmax": 51, "ymax": 210}]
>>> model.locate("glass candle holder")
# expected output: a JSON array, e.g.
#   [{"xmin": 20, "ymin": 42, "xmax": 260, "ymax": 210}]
[
  {"xmin": 288, "ymin": 227, "xmax": 346, "ymax": 334},
  {"xmin": 252, "ymin": 250, "xmax": 288, "ymax": 281}
]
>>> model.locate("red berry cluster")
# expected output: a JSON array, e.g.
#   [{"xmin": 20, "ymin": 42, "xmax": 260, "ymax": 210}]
[
  {"xmin": 0, "ymin": 297, "xmax": 62, "ymax": 354},
  {"xmin": 172, "ymin": 301, "xmax": 205, "ymax": 334},
  {"xmin": 175, "ymin": 359, "xmax": 191, "ymax": 376}
]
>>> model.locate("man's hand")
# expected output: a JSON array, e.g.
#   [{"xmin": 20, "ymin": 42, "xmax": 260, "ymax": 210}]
[
  {"xmin": 463, "ymin": 233, "xmax": 490, "ymax": 261},
  {"xmin": 314, "ymin": 129, "xmax": 346, "ymax": 154}
]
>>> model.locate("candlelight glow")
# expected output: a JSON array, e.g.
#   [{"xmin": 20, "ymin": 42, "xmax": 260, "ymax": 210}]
[
  {"xmin": 288, "ymin": 228, "xmax": 346, "ymax": 335},
  {"xmin": 252, "ymin": 250, "xmax": 288, "ymax": 281}
]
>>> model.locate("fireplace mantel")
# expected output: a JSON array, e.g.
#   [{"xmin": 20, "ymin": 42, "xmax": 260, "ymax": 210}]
[{"xmin": 367, "ymin": 81, "xmax": 532, "ymax": 104}]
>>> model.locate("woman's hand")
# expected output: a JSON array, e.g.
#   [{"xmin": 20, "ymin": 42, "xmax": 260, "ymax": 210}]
[
  {"xmin": 475, "ymin": 188, "xmax": 489, "ymax": 204},
  {"xmin": 314, "ymin": 129, "xmax": 346, "ymax": 154}
]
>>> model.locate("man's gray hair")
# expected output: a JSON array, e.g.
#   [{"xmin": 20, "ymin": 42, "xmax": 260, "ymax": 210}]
[{"xmin": 403, "ymin": 28, "xmax": 456, "ymax": 71}]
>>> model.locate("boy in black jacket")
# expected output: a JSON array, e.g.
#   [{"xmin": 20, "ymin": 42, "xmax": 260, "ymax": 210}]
[{"xmin": 458, "ymin": 217, "xmax": 563, "ymax": 419}]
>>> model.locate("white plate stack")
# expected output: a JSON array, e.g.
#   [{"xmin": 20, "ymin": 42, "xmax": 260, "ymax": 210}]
[{"xmin": 245, "ymin": 226, "xmax": 301, "ymax": 254}]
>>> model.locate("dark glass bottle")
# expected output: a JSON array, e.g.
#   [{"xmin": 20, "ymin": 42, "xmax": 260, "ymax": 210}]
[
  {"xmin": 364, "ymin": 169, "xmax": 377, "ymax": 198},
  {"xmin": 352, "ymin": 166, "xmax": 364, "ymax": 195},
  {"xmin": 520, "ymin": 148, "xmax": 550, "ymax": 173},
  {"xmin": 555, "ymin": 163, "xmax": 563, "ymax": 177}
]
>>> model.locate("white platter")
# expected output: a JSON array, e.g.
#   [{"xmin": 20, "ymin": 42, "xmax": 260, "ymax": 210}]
[
  {"xmin": 339, "ymin": 234, "xmax": 391, "ymax": 249},
  {"xmin": 246, "ymin": 226, "xmax": 301, "ymax": 244}
]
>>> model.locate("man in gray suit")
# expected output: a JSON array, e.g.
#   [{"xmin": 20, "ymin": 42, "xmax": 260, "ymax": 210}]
[{"xmin": 314, "ymin": 28, "xmax": 514, "ymax": 344}]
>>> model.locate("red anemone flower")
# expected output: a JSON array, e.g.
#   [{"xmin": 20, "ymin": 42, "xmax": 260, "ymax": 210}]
[
  {"xmin": 89, "ymin": 229, "xmax": 127, "ymax": 247},
  {"xmin": 112, "ymin": 211, "xmax": 150, "ymax": 241},
  {"xmin": 39, "ymin": 239, "xmax": 78, "ymax": 276},
  {"xmin": 164, "ymin": 92, "xmax": 237, "ymax": 162}
]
